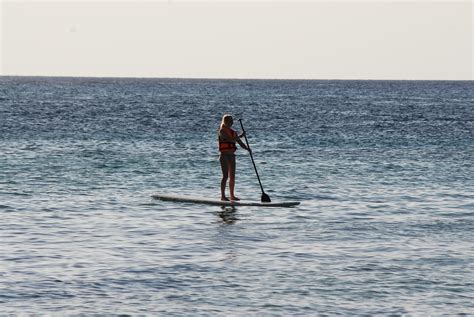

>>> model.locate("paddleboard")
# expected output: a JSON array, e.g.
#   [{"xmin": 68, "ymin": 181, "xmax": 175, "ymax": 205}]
[{"xmin": 151, "ymin": 193, "xmax": 300, "ymax": 207}]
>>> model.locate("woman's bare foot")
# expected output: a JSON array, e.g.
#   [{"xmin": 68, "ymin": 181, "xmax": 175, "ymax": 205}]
[
  {"xmin": 230, "ymin": 196, "xmax": 240, "ymax": 201},
  {"xmin": 221, "ymin": 197, "xmax": 230, "ymax": 201}
]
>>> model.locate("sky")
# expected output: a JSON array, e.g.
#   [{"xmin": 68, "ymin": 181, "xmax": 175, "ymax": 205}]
[{"xmin": 0, "ymin": 0, "xmax": 472, "ymax": 80}]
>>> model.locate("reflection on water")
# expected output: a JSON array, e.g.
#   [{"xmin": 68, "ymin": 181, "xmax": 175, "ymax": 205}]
[{"xmin": 217, "ymin": 206, "xmax": 238, "ymax": 224}]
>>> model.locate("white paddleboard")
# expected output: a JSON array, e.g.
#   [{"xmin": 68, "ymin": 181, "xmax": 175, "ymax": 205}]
[{"xmin": 151, "ymin": 193, "xmax": 300, "ymax": 207}]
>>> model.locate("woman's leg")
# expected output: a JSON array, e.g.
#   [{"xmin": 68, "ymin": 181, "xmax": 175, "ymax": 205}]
[
  {"xmin": 220, "ymin": 155, "xmax": 230, "ymax": 200},
  {"xmin": 229, "ymin": 155, "xmax": 238, "ymax": 200}
]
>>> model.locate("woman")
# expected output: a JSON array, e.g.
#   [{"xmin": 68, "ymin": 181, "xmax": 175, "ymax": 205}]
[{"xmin": 218, "ymin": 114, "xmax": 250, "ymax": 201}]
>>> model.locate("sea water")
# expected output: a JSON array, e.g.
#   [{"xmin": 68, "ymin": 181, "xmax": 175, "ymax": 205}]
[{"xmin": 0, "ymin": 77, "xmax": 473, "ymax": 315}]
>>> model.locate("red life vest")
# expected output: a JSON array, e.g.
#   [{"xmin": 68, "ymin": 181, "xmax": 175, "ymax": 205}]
[{"xmin": 218, "ymin": 127, "xmax": 237, "ymax": 153}]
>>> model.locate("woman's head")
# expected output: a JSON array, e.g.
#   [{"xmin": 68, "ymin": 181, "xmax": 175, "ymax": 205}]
[{"xmin": 221, "ymin": 114, "xmax": 234, "ymax": 128}]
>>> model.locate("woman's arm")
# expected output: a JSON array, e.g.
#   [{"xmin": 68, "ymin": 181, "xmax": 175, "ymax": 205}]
[
  {"xmin": 237, "ymin": 131, "xmax": 250, "ymax": 151},
  {"xmin": 219, "ymin": 129, "xmax": 250, "ymax": 151},
  {"xmin": 236, "ymin": 138, "xmax": 250, "ymax": 151}
]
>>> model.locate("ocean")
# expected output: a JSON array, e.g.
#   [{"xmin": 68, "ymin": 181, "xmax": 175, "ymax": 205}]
[{"xmin": 0, "ymin": 76, "xmax": 473, "ymax": 315}]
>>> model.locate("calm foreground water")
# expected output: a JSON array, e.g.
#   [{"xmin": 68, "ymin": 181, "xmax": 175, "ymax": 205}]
[{"xmin": 0, "ymin": 77, "xmax": 473, "ymax": 315}]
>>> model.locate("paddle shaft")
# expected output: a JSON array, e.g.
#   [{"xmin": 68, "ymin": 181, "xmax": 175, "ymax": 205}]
[{"xmin": 239, "ymin": 119, "xmax": 267, "ymax": 196}]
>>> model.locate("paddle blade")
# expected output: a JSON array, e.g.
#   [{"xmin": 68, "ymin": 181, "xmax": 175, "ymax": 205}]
[{"xmin": 261, "ymin": 192, "xmax": 271, "ymax": 203}]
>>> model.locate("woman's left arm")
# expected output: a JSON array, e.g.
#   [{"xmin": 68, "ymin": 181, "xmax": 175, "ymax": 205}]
[{"xmin": 236, "ymin": 137, "xmax": 250, "ymax": 151}]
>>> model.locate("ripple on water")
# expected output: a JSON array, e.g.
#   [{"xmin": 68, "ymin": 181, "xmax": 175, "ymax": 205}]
[{"xmin": 1, "ymin": 78, "xmax": 473, "ymax": 315}]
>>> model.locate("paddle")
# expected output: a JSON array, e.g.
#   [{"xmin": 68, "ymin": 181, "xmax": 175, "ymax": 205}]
[{"xmin": 239, "ymin": 119, "xmax": 271, "ymax": 203}]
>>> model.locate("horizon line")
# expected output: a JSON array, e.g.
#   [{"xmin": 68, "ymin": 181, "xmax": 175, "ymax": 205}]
[{"xmin": 1, "ymin": 74, "xmax": 472, "ymax": 82}]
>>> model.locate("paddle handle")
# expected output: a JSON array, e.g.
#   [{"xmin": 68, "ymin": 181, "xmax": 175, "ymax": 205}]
[{"xmin": 239, "ymin": 119, "xmax": 266, "ymax": 194}]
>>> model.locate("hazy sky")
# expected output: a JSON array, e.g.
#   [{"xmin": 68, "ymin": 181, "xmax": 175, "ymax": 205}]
[{"xmin": 1, "ymin": 1, "xmax": 472, "ymax": 80}]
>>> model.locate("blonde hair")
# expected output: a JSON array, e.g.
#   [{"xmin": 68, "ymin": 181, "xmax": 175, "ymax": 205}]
[{"xmin": 220, "ymin": 114, "xmax": 234, "ymax": 129}]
